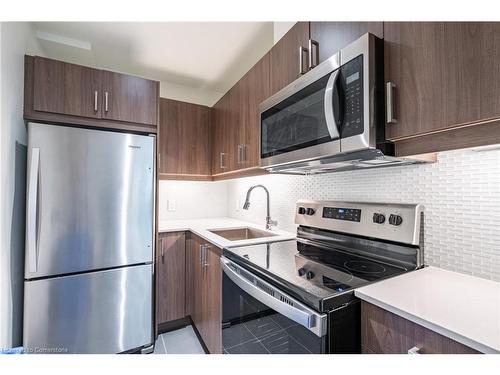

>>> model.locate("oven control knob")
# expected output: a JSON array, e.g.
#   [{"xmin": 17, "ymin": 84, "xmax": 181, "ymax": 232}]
[
  {"xmin": 389, "ymin": 214, "xmax": 403, "ymax": 226},
  {"xmin": 373, "ymin": 213, "xmax": 385, "ymax": 224},
  {"xmin": 306, "ymin": 208, "xmax": 315, "ymax": 216},
  {"xmin": 298, "ymin": 207, "xmax": 306, "ymax": 215},
  {"xmin": 306, "ymin": 271, "xmax": 315, "ymax": 280},
  {"xmin": 298, "ymin": 267, "xmax": 307, "ymax": 277}
]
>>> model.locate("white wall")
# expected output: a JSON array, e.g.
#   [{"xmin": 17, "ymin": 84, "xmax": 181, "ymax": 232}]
[
  {"xmin": 0, "ymin": 22, "xmax": 44, "ymax": 349},
  {"xmin": 158, "ymin": 180, "xmax": 228, "ymax": 222},
  {"xmin": 226, "ymin": 148, "xmax": 500, "ymax": 282},
  {"xmin": 273, "ymin": 22, "xmax": 296, "ymax": 44}
]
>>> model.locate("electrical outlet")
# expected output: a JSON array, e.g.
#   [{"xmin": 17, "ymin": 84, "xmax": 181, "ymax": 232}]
[
  {"xmin": 167, "ymin": 199, "xmax": 176, "ymax": 211},
  {"xmin": 235, "ymin": 199, "xmax": 241, "ymax": 212}
]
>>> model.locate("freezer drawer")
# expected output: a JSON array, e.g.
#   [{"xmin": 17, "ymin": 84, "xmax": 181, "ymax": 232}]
[
  {"xmin": 25, "ymin": 123, "xmax": 155, "ymax": 279},
  {"xmin": 23, "ymin": 264, "xmax": 153, "ymax": 354}
]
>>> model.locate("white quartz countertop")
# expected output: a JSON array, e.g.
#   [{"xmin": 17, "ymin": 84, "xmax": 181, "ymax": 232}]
[
  {"xmin": 355, "ymin": 266, "xmax": 500, "ymax": 354},
  {"xmin": 158, "ymin": 217, "xmax": 296, "ymax": 249}
]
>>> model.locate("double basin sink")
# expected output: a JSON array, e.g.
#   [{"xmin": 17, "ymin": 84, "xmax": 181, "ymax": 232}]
[{"xmin": 208, "ymin": 227, "xmax": 278, "ymax": 241}]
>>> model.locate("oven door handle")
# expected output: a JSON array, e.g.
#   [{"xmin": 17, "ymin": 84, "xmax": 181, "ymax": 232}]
[
  {"xmin": 324, "ymin": 69, "xmax": 341, "ymax": 140},
  {"xmin": 221, "ymin": 257, "xmax": 327, "ymax": 338}
]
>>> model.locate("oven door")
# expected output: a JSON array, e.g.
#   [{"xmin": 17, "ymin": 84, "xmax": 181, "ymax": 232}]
[
  {"xmin": 260, "ymin": 53, "xmax": 341, "ymax": 168},
  {"xmin": 221, "ymin": 257, "xmax": 327, "ymax": 354}
]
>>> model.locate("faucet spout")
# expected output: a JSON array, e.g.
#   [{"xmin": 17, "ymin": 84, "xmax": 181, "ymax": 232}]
[{"xmin": 242, "ymin": 184, "xmax": 277, "ymax": 230}]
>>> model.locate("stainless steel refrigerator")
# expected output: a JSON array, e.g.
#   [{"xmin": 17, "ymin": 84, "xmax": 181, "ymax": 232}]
[{"xmin": 23, "ymin": 122, "xmax": 155, "ymax": 354}]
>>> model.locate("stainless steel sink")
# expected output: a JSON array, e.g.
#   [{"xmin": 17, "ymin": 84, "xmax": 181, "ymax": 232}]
[{"xmin": 208, "ymin": 227, "xmax": 278, "ymax": 241}]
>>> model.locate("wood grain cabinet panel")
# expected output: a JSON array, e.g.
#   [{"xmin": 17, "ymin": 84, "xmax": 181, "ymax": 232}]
[
  {"xmin": 158, "ymin": 98, "xmax": 211, "ymax": 177},
  {"xmin": 239, "ymin": 52, "xmax": 271, "ymax": 168},
  {"xmin": 186, "ymin": 233, "xmax": 222, "ymax": 354},
  {"xmin": 102, "ymin": 70, "xmax": 158, "ymax": 126},
  {"xmin": 310, "ymin": 22, "xmax": 383, "ymax": 64},
  {"xmin": 361, "ymin": 301, "xmax": 479, "ymax": 354},
  {"xmin": 270, "ymin": 22, "xmax": 310, "ymax": 95},
  {"xmin": 157, "ymin": 232, "xmax": 186, "ymax": 325},
  {"xmin": 25, "ymin": 55, "xmax": 159, "ymax": 133},
  {"xmin": 33, "ymin": 56, "xmax": 102, "ymax": 119},
  {"xmin": 384, "ymin": 22, "xmax": 500, "ymax": 141}
]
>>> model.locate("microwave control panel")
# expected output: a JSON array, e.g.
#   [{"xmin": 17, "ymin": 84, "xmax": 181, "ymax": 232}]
[{"xmin": 340, "ymin": 54, "xmax": 364, "ymax": 138}]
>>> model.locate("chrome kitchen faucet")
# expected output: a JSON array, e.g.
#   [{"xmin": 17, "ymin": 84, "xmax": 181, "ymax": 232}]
[{"xmin": 243, "ymin": 184, "xmax": 278, "ymax": 230}]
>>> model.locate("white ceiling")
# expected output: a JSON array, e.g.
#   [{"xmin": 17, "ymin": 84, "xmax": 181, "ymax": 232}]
[{"xmin": 33, "ymin": 22, "xmax": 274, "ymax": 106}]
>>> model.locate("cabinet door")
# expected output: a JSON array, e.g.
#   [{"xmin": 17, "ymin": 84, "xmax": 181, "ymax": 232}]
[
  {"xmin": 361, "ymin": 302, "xmax": 479, "ymax": 354},
  {"xmin": 310, "ymin": 22, "xmax": 383, "ymax": 64},
  {"xmin": 158, "ymin": 98, "xmax": 211, "ymax": 176},
  {"xmin": 270, "ymin": 22, "xmax": 310, "ymax": 95},
  {"xmin": 157, "ymin": 232, "xmax": 186, "ymax": 325},
  {"xmin": 384, "ymin": 22, "xmax": 500, "ymax": 140},
  {"xmin": 190, "ymin": 236, "xmax": 205, "ymax": 334},
  {"xmin": 202, "ymin": 245, "xmax": 222, "ymax": 354},
  {"xmin": 240, "ymin": 52, "xmax": 271, "ymax": 168},
  {"xmin": 102, "ymin": 70, "xmax": 158, "ymax": 126},
  {"xmin": 33, "ymin": 56, "xmax": 101, "ymax": 118},
  {"xmin": 211, "ymin": 92, "xmax": 235, "ymax": 173}
]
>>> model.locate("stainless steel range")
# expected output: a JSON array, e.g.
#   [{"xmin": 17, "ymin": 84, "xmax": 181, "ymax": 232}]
[{"xmin": 221, "ymin": 200, "xmax": 424, "ymax": 354}]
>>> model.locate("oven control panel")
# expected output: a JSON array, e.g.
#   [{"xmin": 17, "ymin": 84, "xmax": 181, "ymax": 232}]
[
  {"xmin": 295, "ymin": 200, "xmax": 423, "ymax": 246},
  {"xmin": 322, "ymin": 207, "xmax": 361, "ymax": 222}
]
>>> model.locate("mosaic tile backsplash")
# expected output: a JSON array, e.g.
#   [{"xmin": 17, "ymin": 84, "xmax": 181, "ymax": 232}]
[{"xmin": 226, "ymin": 148, "xmax": 500, "ymax": 281}]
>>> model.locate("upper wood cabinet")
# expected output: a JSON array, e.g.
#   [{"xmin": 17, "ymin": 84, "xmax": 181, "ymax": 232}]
[
  {"xmin": 24, "ymin": 56, "xmax": 159, "ymax": 133},
  {"xmin": 211, "ymin": 53, "xmax": 270, "ymax": 176},
  {"xmin": 240, "ymin": 52, "xmax": 271, "ymax": 168},
  {"xmin": 384, "ymin": 22, "xmax": 500, "ymax": 145},
  {"xmin": 310, "ymin": 22, "xmax": 383, "ymax": 64},
  {"xmin": 158, "ymin": 98, "xmax": 211, "ymax": 178},
  {"xmin": 157, "ymin": 232, "xmax": 186, "ymax": 327},
  {"xmin": 102, "ymin": 70, "xmax": 158, "ymax": 126},
  {"xmin": 32, "ymin": 56, "xmax": 102, "ymax": 119},
  {"xmin": 270, "ymin": 22, "xmax": 310, "ymax": 95}
]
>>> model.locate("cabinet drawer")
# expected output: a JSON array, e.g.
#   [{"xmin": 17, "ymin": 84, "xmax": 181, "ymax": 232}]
[{"xmin": 361, "ymin": 301, "xmax": 479, "ymax": 354}]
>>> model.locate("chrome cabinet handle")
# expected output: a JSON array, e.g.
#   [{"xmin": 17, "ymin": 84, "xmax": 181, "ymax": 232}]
[
  {"xmin": 160, "ymin": 238, "xmax": 164, "ymax": 262},
  {"xmin": 203, "ymin": 245, "xmax": 211, "ymax": 267},
  {"xmin": 220, "ymin": 152, "xmax": 226, "ymax": 169},
  {"xmin": 242, "ymin": 144, "xmax": 247, "ymax": 163},
  {"xmin": 386, "ymin": 82, "xmax": 397, "ymax": 124},
  {"xmin": 158, "ymin": 154, "xmax": 161, "ymax": 170},
  {"xmin": 408, "ymin": 346, "xmax": 421, "ymax": 354},
  {"xmin": 94, "ymin": 90, "xmax": 98, "ymax": 112},
  {"xmin": 299, "ymin": 46, "xmax": 309, "ymax": 75},
  {"xmin": 237, "ymin": 145, "xmax": 242, "ymax": 164},
  {"xmin": 199, "ymin": 244, "xmax": 204, "ymax": 265},
  {"xmin": 105, "ymin": 91, "xmax": 109, "ymax": 112},
  {"xmin": 27, "ymin": 148, "xmax": 40, "ymax": 274},
  {"xmin": 308, "ymin": 39, "xmax": 319, "ymax": 69},
  {"xmin": 324, "ymin": 69, "xmax": 341, "ymax": 140}
]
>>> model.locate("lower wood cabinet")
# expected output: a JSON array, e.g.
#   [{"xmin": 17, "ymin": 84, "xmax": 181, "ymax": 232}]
[
  {"xmin": 186, "ymin": 232, "xmax": 222, "ymax": 354},
  {"xmin": 361, "ymin": 301, "xmax": 479, "ymax": 354},
  {"xmin": 157, "ymin": 232, "xmax": 186, "ymax": 326}
]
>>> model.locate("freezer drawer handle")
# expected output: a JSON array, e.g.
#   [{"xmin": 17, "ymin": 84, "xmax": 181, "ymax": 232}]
[
  {"xmin": 27, "ymin": 147, "xmax": 40, "ymax": 273},
  {"xmin": 220, "ymin": 256, "xmax": 327, "ymax": 338}
]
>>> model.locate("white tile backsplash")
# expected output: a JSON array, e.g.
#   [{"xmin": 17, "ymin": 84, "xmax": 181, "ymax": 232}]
[
  {"xmin": 158, "ymin": 180, "xmax": 228, "ymax": 221},
  {"xmin": 226, "ymin": 148, "xmax": 500, "ymax": 282}
]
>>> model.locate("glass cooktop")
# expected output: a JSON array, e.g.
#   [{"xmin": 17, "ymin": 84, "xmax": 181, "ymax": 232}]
[{"xmin": 223, "ymin": 239, "xmax": 408, "ymax": 312}]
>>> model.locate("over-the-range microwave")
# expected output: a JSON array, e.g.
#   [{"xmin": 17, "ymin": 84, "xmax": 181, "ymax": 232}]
[{"xmin": 259, "ymin": 33, "xmax": 427, "ymax": 174}]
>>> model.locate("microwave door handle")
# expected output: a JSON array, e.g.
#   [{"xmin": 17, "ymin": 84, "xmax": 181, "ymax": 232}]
[
  {"xmin": 220, "ymin": 257, "xmax": 327, "ymax": 337},
  {"xmin": 324, "ymin": 69, "xmax": 341, "ymax": 140}
]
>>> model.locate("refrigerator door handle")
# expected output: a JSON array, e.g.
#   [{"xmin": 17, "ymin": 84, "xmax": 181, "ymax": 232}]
[{"xmin": 27, "ymin": 147, "xmax": 40, "ymax": 273}]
